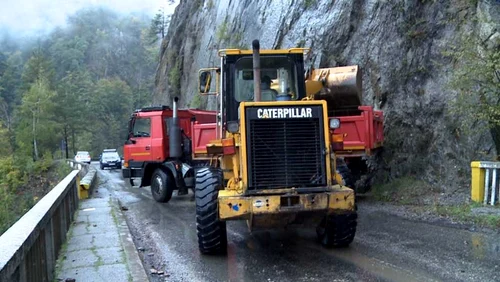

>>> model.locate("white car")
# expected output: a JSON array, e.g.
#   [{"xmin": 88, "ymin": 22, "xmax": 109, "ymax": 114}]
[{"xmin": 75, "ymin": 151, "xmax": 91, "ymax": 164}]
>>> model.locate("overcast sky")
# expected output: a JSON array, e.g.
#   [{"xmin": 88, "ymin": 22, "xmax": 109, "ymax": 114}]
[{"xmin": 0, "ymin": 0, "xmax": 178, "ymax": 37}]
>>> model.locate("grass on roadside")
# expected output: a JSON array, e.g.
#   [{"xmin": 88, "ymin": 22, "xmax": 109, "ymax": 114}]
[
  {"xmin": 370, "ymin": 176, "xmax": 500, "ymax": 230},
  {"xmin": 434, "ymin": 203, "xmax": 500, "ymax": 229},
  {"xmin": 371, "ymin": 176, "xmax": 441, "ymax": 205}
]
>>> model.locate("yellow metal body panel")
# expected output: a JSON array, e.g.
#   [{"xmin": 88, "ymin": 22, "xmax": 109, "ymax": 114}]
[
  {"xmin": 471, "ymin": 161, "xmax": 485, "ymax": 202},
  {"xmin": 305, "ymin": 80, "xmax": 324, "ymax": 97},
  {"xmin": 219, "ymin": 48, "xmax": 309, "ymax": 56},
  {"xmin": 218, "ymin": 187, "xmax": 355, "ymax": 221}
]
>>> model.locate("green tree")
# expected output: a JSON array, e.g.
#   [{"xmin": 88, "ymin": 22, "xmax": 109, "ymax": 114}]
[
  {"xmin": 0, "ymin": 51, "xmax": 23, "ymax": 132},
  {"xmin": 449, "ymin": 34, "xmax": 500, "ymax": 154},
  {"xmin": 88, "ymin": 78, "xmax": 133, "ymax": 155},
  {"xmin": 21, "ymin": 49, "xmax": 55, "ymax": 91},
  {"xmin": 49, "ymin": 35, "xmax": 88, "ymax": 76},
  {"xmin": 149, "ymin": 8, "xmax": 170, "ymax": 43},
  {"xmin": 54, "ymin": 70, "xmax": 93, "ymax": 157},
  {"xmin": 16, "ymin": 78, "xmax": 57, "ymax": 160},
  {"xmin": 0, "ymin": 121, "xmax": 11, "ymax": 156}
]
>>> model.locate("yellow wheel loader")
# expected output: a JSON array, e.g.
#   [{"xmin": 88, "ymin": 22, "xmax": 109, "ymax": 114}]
[{"xmin": 191, "ymin": 40, "xmax": 381, "ymax": 254}]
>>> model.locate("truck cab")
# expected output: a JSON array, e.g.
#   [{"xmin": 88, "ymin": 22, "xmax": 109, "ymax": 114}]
[{"xmin": 122, "ymin": 104, "xmax": 216, "ymax": 202}]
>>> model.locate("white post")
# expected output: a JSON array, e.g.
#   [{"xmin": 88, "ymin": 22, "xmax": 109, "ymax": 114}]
[
  {"xmin": 490, "ymin": 169, "xmax": 497, "ymax": 206},
  {"xmin": 484, "ymin": 168, "xmax": 490, "ymax": 204}
]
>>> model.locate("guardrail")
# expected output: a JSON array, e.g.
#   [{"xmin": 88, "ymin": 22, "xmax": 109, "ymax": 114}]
[
  {"xmin": 471, "ymin": 161, "xmax": 500, "ymax": 205},
  {"xmin": 0, "ymin": 170, "xmax": 80, "ymax": 282},
  {"xmin": 67, "ymin": 159, "xmax": 88, "ymax": 177}
]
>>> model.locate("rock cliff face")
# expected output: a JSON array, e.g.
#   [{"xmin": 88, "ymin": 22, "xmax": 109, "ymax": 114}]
[{"xmin": 153, "ymin": 0, "xmax": 500, "ymax": 197}]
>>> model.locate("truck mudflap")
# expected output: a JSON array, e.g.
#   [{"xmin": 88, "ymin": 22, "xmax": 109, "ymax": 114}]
[
  {"xmin": 217, "ymin": 186, "xmax": 355, "ymax": 221},
  {"xmin": 122, "ymin": 168, "xmax": 143, "ymax": 179}
]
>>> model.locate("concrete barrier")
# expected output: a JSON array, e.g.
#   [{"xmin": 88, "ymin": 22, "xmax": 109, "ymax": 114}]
[
  {"xmin": 78, "ymin": 166, "xmax": 97, "ymax": 199},
  {"xmin": 66, "ymin": 160, "xmax": 98, "ymax": 199},
  {"xmin": 0, "ymin": 170, "xmax": 80, "ymax": 282}
]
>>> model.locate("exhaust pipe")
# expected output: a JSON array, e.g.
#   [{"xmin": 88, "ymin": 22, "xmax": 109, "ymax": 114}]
[
  {"xmin": 252, "ymin": 39, "xmax": 261, "ymax": 102},
  {"xmin": 173, "ymin": 96, "xmax": 178, "ymax": 118},
  {"xmin": 169, "ymin": 97, "xmax": 182, "ymax": 158}
]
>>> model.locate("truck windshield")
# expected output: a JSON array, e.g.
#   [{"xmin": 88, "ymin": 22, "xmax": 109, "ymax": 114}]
[
  {"xmin": 132, "ymin": 118, "xmax": 151, "ymax": 137},
  {"xmin": 234, "ymin": 56, "xmax": 298, "ymax": 102}
]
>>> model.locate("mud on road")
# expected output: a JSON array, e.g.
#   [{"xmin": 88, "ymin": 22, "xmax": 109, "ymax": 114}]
[{"xmin": 97, "ymin": 168, "xmax": 500, "ymax": 282}]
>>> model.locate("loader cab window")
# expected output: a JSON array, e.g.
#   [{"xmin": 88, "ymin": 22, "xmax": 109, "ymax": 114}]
[
  {"xmin": 234, "ymin": 56, "xmax": 299, "ymax": 102},
  {"xmin": 132, "ymin": 118, "xmax": 151, "ymax": 138}
]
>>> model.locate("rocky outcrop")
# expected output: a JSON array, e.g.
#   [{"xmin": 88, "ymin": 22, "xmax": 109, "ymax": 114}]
[{"xmin": 153, "ymin": 0, "xmax": 500, "ymax": 196}]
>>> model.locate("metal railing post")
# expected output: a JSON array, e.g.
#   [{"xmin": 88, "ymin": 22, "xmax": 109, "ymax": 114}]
[
  {"xmin": 491, "ymin": 168, "xmax": 497, "ymax": 206},
  {"xmin": 484, "ymin": 168, "xmax": 490, "ymax": 204}
]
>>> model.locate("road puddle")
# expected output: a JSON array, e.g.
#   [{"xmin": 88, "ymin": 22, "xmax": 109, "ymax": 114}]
[{"xmin": 470, "ymin": 233, "xmax": 500, "ymax": 260}]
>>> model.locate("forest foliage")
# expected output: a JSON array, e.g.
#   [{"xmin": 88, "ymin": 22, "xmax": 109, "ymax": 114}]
[{"xmin": 0, "ymin": 7, "xmax": 162, "ymax": 234}]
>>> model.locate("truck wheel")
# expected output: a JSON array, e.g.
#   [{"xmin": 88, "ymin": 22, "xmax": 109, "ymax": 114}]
[
  {"xmin": 316, "ymin": 212, "xmax": 357, "ymax": 248},
  {"xmin": 195, "ymin": 167, "xmax": 227, "ymax": 255},
  {"xmin": 336, "ymin": 164, "xmax": 355, "ymax": 189},
  {"xmin": 151, "ymin": 169, "xmax": 174, "ymax": 203}
]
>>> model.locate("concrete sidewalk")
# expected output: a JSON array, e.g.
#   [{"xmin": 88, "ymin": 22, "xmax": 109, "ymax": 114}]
[{"xmin": 55, "ymin": 186, "xmax": 148, "ymax": 282}]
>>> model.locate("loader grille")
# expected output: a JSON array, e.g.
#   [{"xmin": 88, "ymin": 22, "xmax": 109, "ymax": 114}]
[{"xmin": 245, "ymin": 105, "xmax": 327, "ymax": 190}]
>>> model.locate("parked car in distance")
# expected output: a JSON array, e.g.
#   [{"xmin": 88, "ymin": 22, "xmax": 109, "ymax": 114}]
[
  {"xmin": 74, "ymin": 151, "xmax": 91, "ymax": 164},
  {"xmin": 100, "ymin": 149, "xmax": 121, "ymax": 170}
]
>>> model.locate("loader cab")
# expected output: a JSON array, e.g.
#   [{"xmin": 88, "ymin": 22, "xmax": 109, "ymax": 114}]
[
  {"xmin": 227, "ymin": 52, "xmax": 307, "ymax": 121},
  {"xmin": 199, "ymin": 49, "xmax": 309, "ymax": 122}
]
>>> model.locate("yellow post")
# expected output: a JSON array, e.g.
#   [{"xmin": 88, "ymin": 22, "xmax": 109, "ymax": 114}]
[
  {"xmin": 470, "ymin": 161, "xmax": 485, "ymax": 202},
  {"xmin": 79, "ymin": 183, "xmax": 90, "ymax": 199},
  {"xmin": 76, "ymin": 174, "xmax": 90, "ymax": 199}
]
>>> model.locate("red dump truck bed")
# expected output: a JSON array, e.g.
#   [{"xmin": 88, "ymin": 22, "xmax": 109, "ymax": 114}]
[{"xmin": 331, "ymin": 106, "xmax": 384, "ymax": 157}]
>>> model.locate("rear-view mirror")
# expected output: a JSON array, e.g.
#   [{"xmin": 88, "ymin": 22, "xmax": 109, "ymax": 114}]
[
  {"xmin": 199, "ymin": 71, "xmax": 211, "ymax": 94},
  {"xmin": 198, "ymin": 68, "xmax": 219, "ymax": 95}
]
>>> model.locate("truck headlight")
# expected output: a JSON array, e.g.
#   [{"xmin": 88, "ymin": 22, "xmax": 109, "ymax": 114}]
[{"xmin": 329, "ymin": 118, "xmax": 340, "ymax": 129}]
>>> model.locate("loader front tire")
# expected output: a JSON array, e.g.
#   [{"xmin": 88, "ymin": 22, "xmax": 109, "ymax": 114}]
[
  {"xmin": 317, "ymin": 212, "xmax": 357, "ymax": 248},
  {"xmin": 195, "ymin": 167, "xmax": 227, "ymax": 255}
]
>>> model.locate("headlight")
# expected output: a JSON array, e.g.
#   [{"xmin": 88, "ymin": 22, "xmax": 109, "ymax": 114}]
[
  {"xmin": 226, "ymin": 121, "xmax": 239, "ymax": 134},
  {"xmin": 329, "ymin": 118, "xmax": 340, "ymax": 129}
]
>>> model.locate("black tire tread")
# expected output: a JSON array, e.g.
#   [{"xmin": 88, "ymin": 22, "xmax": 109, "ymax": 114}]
[
  {"xmin": 195, "ymin": 167, "xmax": 227, "ymax": 254},
  {"xmin": 336, "ymin": 164, "xmax": 355, "ymax": 189},
  {"xmin": 317, "ymin": 212, "xmax": 357, "ymax": 248},
  {"xmin": 151, "ymin": 168, "xmax": 174, "ymax": 203}
]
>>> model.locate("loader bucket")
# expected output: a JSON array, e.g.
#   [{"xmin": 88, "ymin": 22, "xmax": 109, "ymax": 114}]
[{"xmin": 309, "ymin": 65, "xmax": 362, "ymax": 116}]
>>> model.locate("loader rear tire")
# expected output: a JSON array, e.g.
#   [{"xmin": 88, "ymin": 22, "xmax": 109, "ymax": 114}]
[
  {"xmin": 317, "ymin": 212, "xmax": 357, "ymax": 248},
  {"xmin": 195, "ymin": 167, "xmax": 227, "ymax": 255},
  {"xmin": 151, "ymin": 169, "xmax": 174, "ymax": 203}
]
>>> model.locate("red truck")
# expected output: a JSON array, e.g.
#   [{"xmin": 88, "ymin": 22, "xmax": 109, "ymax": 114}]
[{"xmin": 122, "ymin": 98, "xmax": 216, "ymax": 202}]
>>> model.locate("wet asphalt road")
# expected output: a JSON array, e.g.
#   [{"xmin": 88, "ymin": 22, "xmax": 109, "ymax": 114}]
[{"xmin": 97, "ymin": 167, "xmax": 500, "ymax": 282}]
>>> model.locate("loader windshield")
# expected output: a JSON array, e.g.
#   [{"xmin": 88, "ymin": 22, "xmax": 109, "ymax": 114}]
[{"xmin": 234, "ymin": 56, "xmax": 298, "ymax": 102}]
